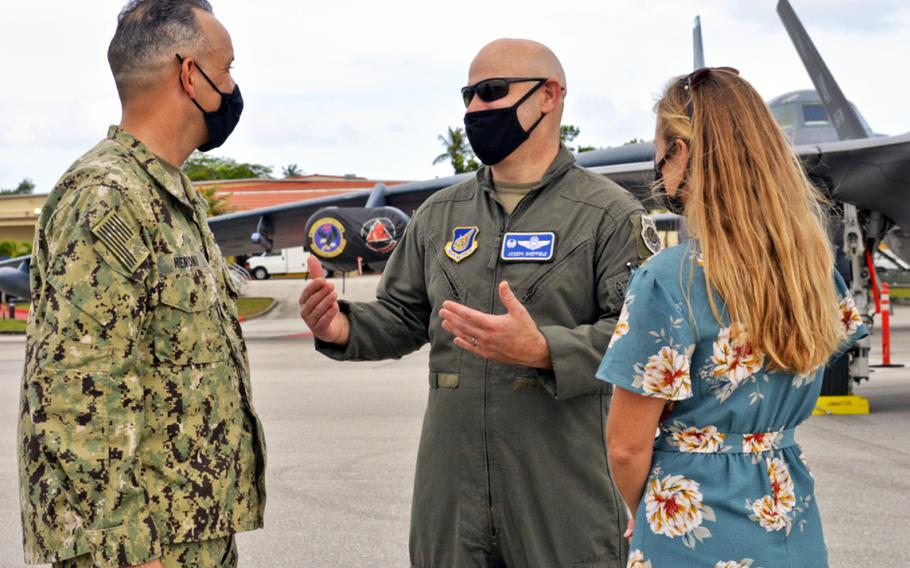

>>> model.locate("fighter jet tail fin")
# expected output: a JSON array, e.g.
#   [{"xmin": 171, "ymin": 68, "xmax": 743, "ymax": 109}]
[
  {"xmin": 776, "ymin": 0, "xmax": 868, "ymax": 140},
  {"xmin": 693, "ymin": 16, "xmax": 705, "ymax": 69}
]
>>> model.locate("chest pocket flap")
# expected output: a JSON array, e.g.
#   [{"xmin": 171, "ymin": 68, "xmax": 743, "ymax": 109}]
[{"xmin": 154, "ymin": 270, "xmax": 227, "ymax": 366}]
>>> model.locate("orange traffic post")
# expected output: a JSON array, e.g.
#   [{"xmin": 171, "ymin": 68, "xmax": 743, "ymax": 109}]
[
  {"xmin": 883, "ymin": 283, "xmax": 891, "ymax": 365},
  {"xmin": 871, "ymin": 283, "xmax": 904, "ymax": 369}
]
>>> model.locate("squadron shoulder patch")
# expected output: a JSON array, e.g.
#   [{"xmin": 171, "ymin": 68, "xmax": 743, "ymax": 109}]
[
  {"xmin": 90, "ymin": 210, "xmax": 149, "ymax": 273},
  {"xmin": 641, "ymin": 215, "xmax": 662, "ymax": 255},
  {"xmin": 444, "ymin": 227, "xmax": 479, "ymax": 262}
]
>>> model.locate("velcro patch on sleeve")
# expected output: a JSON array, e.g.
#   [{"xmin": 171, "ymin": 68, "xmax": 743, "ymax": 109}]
[{"xmin": 90, "ymin": 210, "xmax": 149, "ymax": 273}]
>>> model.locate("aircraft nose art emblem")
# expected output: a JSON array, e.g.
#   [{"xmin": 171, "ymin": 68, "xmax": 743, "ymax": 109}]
[
  {"xmin": 361, "ymin": 217, "xmax": 398, "ymax": 253},
  {"xmin": 445, "ymin": 226, "xmax": 479, "ymax": 262},
  {"xmin": 309, "ymin": 217, "xmax": 347, "ymax": 258}
]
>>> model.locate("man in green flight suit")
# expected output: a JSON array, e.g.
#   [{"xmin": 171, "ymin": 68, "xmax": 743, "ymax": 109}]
[
  {"xmin": 18, "ymin": 2, "xmax": 265, "ymax": 567},
  {"xmin": 299, "ymin": 39, "xmax": 660, "ymax": 567}
]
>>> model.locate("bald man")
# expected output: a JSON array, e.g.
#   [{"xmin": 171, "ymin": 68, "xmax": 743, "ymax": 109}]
[{"xmin": 300, "ymin": 39, "xmax": 656, "ymax": 567}]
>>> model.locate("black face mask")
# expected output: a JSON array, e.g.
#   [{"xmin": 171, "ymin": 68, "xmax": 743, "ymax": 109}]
[
  {"xmin": 177, "ymin": 54, "xmax": 244, "ymax": 152},
  {"xmin": 463, "ymin": 80, "xmax": 547, "ymax": 165},
  {"xmin": 654, "ymin": 147, "xmax": 686, "ymax": 215}
]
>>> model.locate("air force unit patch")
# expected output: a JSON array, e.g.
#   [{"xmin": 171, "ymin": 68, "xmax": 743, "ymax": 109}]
[
  {"xmin": 641, "ymin": 215, "xmax": 662, "ymax": 255},
  {"xmin": 445, "ymin": 226, "xmax": 479, "ymax": 262},
  {"xmin": 500, "ymin": 232, "xmax": 555, "ymax": 261}
]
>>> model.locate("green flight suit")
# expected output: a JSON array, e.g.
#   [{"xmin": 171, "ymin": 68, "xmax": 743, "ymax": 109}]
[
  {"xmin": 18, "ymin": 126, "xmax": 266, "ymax": 567},
  {"xmin": 317, "ymin": 147, "xmax": 655, "ymax": 567}
]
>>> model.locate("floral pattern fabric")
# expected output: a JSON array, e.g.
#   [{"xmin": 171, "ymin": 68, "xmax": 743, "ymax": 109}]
[{"xmin": 599, "ymin": 242, "xmax": 867, "ymax": 568}]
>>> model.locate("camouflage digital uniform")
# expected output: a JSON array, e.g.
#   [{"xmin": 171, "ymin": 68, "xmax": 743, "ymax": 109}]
[
  {"xmin": 18, "ymin": 126, "xmax": 266, "ymax": 567},
  {"xmin": 54, "ymin": 535, "xmax": 238, "ymax": 568}
]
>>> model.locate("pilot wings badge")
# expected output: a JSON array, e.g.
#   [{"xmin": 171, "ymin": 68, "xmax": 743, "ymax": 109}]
[
  {"xmin": 445, "ymin": 226, "xmax": 479, "ymax": 263},
  {"xmin": 501, "ymin": 231, "xmax": 555, "ymax": 261}
]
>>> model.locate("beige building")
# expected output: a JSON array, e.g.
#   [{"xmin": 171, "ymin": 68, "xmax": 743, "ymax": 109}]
[{"xmin": 0, "ymin": 194, "xmax": 46, "ymax": 244}]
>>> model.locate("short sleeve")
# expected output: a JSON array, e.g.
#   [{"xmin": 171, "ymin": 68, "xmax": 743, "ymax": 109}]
[
  {"xmin": 833, "ymin": 270, "xmax": 869, "ymax": 355},
  {"xmin": 595, "ymin": 266, "xmax": 696, "ymax": 400}
]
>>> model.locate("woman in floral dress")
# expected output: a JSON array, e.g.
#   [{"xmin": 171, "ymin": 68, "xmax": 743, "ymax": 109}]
[{"xmin": 596, "ymin": 67, "xmax": 867, "ymax": 568}]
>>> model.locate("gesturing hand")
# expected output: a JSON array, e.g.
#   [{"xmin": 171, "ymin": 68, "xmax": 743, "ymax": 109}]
[
  {"xmin": 439, "ymin": 281, "xmax": 552, "ymax": 369},
  {"xmin": 298, "ymin": 255, "xmax": 350, "ymax": 345}
]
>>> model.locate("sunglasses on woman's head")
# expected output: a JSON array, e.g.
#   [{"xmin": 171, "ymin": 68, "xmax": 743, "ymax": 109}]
[
  {"xmin": 682, "ymin": 66, "xmax": 740, "ymax": 118},
  {"xmin": 460, "ymin": 77, "xmax": 547, "ymax": 108}
]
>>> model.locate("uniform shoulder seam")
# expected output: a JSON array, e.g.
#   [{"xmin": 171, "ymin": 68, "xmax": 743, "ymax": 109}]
[{"xmin": 415, "ymin": 178, "xmax": 477, "ymax": 214}]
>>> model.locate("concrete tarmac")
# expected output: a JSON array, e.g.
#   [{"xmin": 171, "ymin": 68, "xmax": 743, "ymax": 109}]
[{"xmin": 0, "ymin": 276, "xmax": 907, "ymax": 567}]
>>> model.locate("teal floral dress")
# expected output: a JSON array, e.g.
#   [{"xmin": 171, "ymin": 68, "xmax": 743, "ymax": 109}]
[{"xmin": 595, "ymin": 242, "xmax": 867, "ymax": 568}]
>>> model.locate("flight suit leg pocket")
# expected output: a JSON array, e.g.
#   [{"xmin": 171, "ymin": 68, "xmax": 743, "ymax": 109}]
[
  {"xmin": 429, "ymin": 372, "xmax": 460, "ymax": 389},
  {"xmin": 512, "ymin": 376, "xmax": 547, "ymax": 392}
]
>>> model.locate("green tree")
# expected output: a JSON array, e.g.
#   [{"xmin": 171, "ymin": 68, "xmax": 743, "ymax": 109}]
[
  {"xmin": 433, "ymin": 126, "xmax": 479, "ymax": 174},
  {"xmin": 624, "ymin": 137, "xmax": 645, "ymax": 145},
  {"xmin": 560, "ymin": 125, "xmax": 581, "ymax": 147},
  {"xmin": 0, "ymin": 177, "xmax": 36, "ymax": 195},
  {"xmin": 282, "ymin": 163, "xmax": 303, "ymax": 177},
  {"xmin": 560, "ymin": 125, "xmax": 597, "ymax": 153},
  {"xmin": 0, "ymin": 240, "xmax": 31, "ymax": 259},
  {"xmin": 199, "ymin": 185, "xmax": 234, "ymax": 217},
  {"xmin": 15, "ymin": 178, "xmax": 35, "ymax": 194},
  {"xmin": 182, "ymin": 152, "xmax": 273, "ymax": 181}
]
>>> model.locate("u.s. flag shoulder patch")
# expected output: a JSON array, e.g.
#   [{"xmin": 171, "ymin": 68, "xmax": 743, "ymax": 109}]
[{"xmin": 90, "ymin": 210, "xmax": 149, "ymax": 273}]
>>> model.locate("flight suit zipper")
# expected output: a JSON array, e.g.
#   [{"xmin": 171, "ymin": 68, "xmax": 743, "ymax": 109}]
[
  {"xmin": 482, "ymin": 188, "xmax": 540, "ymax": 549},
  {"xmin": 435, "ymin": 254, "xmax": 462, "ymax": 300}
]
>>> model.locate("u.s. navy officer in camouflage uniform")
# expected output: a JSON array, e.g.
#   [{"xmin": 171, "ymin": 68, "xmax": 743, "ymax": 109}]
[
  {"xmin": 18, "ymin": 2, "xmax": 265, "ymax": 567},
  {"xmin": 299, "ymin": 39, "xmax": 661, "ymax": 567}
]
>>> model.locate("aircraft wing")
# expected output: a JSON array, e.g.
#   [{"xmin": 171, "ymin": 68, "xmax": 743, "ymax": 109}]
[
  {"xmin": 207, "ymin": 130, "xmax": 910, "ymax": 260},
  {"xmin": 586, "ymin": 135, "xmax": 910, "ymax": 231},
  {"xmin": 208, "ymin": 145, "xmax": 656, "ymax": 258},
  {"xmin": 797, "ymin": 133, "xmax": 910, "ymax": 229},
  {"xmin": 0, "ymin": 255, "xmax": 30, "ymax": 269},
  {"xmin": 208, "ymin": 173, "xmax": 471, "ymax": 257}
]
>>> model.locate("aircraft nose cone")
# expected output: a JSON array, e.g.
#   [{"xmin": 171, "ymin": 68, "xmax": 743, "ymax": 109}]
[{"xmin": 0, "ymin": 267, "xmax": 30, "ymax": 299}]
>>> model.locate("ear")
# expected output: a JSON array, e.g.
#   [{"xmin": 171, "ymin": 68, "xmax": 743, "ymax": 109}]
[
  {"xmin": 540, "ymin": 79, "xmax": 562, "ymax": 113},
  {"xmin": 674, "ymin": 138, "xmax": 690, "ymax": 163},
  {"xmin": 178, "ymin": 56, "xmax": 198, "ymax": 99}
]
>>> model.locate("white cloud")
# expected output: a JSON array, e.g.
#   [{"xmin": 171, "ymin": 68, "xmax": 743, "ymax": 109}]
[{"xmin": 1, "ymin": 0, "xmax": 908, "ymax": 191}]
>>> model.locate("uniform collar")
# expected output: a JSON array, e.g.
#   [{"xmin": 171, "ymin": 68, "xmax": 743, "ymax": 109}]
[
  {"xmin": 476, "ymin": 144, "xmax": 576, "ymax": 196},
  {"xmin": 107, "ymin": 125, "xmax": 195, "ymax": 209}
]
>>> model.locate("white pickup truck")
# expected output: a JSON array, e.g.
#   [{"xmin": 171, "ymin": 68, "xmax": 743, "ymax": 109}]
[{"xmin": 245, "ymin": 246, "xmax": 310, "ymax": 280}]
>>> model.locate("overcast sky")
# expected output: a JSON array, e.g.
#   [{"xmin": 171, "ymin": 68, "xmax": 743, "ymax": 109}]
[{"xmin": 1, "ymin": 0, "xmax": 908, "ymax": 192}]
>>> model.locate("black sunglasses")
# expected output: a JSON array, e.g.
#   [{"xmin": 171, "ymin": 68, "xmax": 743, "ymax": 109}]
[
  {"xmin": 682, "ymin": 66, "xmax": 740, "ymax": 118},
  {"xmin": 460, "ymin": 77, "xmax": 547, "ymax": 108}
]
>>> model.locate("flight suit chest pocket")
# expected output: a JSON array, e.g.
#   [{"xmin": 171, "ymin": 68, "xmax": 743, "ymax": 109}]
[
  {"xmin": 153, "ymin": 270, "xmax": 227, "ymax": 366},
  {"xmin": 518, "ymin": 235, "xmax": 592, "ymax": 303}
]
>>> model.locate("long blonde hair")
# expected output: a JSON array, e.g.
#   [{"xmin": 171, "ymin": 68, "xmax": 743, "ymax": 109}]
[{"xmin": 655, "ymin": 69, "xmax": 844, "ymax": 373}]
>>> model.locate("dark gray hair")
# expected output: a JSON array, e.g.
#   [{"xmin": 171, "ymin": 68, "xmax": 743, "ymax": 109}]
[{"xmin": 107, "ymin": 0, "xmax": 214, "ymax": 98}]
